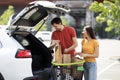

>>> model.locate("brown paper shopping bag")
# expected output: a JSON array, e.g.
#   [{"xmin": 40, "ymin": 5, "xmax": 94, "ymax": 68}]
[
  {"xmin": 54, "ymin": 45, "xmax": 62, "ymax": 63},
  {"xmin": 63, "ymin": 54, "xmax": 71, "ymax": 63},
  {"xmin": 53, "ymin": 45, "xmax": 72, "ymax": 63}
]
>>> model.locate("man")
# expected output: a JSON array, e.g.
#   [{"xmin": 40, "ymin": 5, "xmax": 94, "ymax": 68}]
[{"xmin": 50, "ymin": 17, "xmax": 78, "ymax": 63}]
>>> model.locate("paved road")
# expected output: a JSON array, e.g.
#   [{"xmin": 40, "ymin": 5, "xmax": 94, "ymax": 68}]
[
  {"xmin": 44, "ymin": 39, "xmax": 120, "ymax": 80},
  {"xmin": 97, "ymin": 39, "xmax": 120, "ymax": 80}
]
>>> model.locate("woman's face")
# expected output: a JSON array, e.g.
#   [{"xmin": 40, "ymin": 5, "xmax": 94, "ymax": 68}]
[{"xmin": 82, "ymin": 27, "xmax": 88, "ymax": 38}]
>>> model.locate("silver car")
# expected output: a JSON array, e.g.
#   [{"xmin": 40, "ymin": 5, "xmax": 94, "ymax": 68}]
[{"xmin": 0, "ymin": 1, "xmax": 70, "ymax": 80}]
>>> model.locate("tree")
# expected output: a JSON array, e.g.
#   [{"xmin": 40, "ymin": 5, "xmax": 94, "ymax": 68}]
[
  {"xmin": 89, "ymin": 0, "xmax": 120, "ymax": 36},
  {"xmin": 0, "ymin": 5, "xmax": 14, "ymax": 25}
]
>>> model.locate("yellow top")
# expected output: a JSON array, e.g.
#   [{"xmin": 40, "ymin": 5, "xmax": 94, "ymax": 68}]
[{"xmin": 81, "ymin": 39, "xmax": 99, "ymax": 62}]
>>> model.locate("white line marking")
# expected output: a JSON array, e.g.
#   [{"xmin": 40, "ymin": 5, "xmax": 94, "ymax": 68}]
[{"xmin": 97, "ymin": 61, "xmax": 118, "ymax": 76}]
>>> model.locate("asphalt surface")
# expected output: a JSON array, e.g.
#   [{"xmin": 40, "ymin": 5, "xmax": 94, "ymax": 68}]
[
  {"xmin": 44, "ymin": 39, "xmax": 120, "ymax": 80},
  {"xmin": 97, "ymin": 39, "xmax": 120, "ymax": 80}
]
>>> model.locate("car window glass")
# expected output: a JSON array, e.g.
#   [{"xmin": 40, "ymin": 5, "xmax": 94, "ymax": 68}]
[
  {"xmin": 14, "ymin": 35, "xmax": 29, "ymax": 46},
  {"xmin": 29, "ymin": 8, "xmax": 48, "ymax": 26},
  {"xmin": 14, "ymin": 7, "xmax": 48, "ymax": 27}
]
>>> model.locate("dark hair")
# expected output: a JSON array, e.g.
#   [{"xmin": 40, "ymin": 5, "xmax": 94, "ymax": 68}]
[
  {"xmin": 51, "ymin": 17, "xmax": 62, "ymax": 25},
  {"xmin": 85, "ymin": 26, "xmax": 96, "ymax": 39}
]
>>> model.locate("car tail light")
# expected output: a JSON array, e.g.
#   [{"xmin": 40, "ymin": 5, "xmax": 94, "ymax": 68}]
[{"xmin": 16, "ymin": 49, "xmax": 32, "ymax": 58}]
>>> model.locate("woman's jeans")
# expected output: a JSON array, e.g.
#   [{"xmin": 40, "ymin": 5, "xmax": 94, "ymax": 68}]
[{"xmin": 83, "ymin": 62, "xmax": 97, "ymax": 80}]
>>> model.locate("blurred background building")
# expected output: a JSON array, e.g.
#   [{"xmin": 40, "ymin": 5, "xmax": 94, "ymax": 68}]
[{"xmin": 0, "ymin": 0, "xmax": 104, "ymax": 38}]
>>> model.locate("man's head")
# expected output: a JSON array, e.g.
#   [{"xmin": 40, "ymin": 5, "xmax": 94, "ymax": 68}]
[{"xmin": 51, "ymin": 17, "xmax": 63, "ymax": 31}]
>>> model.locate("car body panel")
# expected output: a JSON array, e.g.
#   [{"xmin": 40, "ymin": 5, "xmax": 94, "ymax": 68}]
[
  {"xmin": 0, "ymin": 28, "xmax": 32, "ymax": 80},
  {"xmin": 35, "ymin": 31, "xmax": 52, "ymax": 41}
]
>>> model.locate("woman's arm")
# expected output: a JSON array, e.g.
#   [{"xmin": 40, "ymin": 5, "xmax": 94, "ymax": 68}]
[{"xmin": 81, "ymin": 46, "xmax": 99, "ymax": 58}]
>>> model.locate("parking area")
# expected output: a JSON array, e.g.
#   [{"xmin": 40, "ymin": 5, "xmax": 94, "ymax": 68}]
[
  {"xmin": 43, "ymin": 38, "xmax": 120, "ymax": 80},
  {"xmin": 75, "ymin": 39, "xmax": 120, "ymax": 80},
  {"xmin": 97, "ymin": 39, "xmax": 120, "ymax": 79},
  {"xmin": 97, "ymin": 59, "xmax": 120, "ymax": 80}
]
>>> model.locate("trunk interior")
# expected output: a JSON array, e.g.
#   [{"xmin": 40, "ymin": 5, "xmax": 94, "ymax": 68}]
[{"xmin": 12, "ymin": 31, "xmax": 52, "ymax": 73}]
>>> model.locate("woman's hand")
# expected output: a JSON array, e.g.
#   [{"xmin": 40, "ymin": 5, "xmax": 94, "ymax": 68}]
[
  {"xmin": 79, "ymin": 53, "xmax": 87, "ymax": 57},
  {"xmin": 74, "ymin": 52, "xmax": 81, "ymax": 56},
  {"xmin": 74, "ymin": 52, "xmax": 87, "ymax": 57}
]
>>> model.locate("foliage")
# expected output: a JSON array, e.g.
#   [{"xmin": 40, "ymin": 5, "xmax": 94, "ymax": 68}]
[
  {"xmin": 61, "ymin": 16, "xmax": 68, "ymax": 26},
  {"xmin": 89, "ymin": 0, "xmax": 120, "ymax": 35},
  {"xmin": 0, "ymin": 5, "xmax": 14, "ymax": 25},
  {"xmin": 34, "ymin": 20, "xmax": 47, "ymax": 31}
]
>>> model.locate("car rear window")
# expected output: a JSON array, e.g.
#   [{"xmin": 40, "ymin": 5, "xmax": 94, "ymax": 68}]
[{"xmin": 14, "ymin": 7, "xmax": 48, "ymax": 27}]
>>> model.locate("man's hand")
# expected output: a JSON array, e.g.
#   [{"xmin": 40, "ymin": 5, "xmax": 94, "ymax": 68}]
[
  {"xmin": 49, "ymin": 40, "xmax": 60, "ymax": 50},
  {"xmin": 64, "ymin": 48, "xmax": 69, "ymax": 54}
]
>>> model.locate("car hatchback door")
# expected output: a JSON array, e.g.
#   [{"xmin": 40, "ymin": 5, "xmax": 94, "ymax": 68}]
[{"xmin": 7, "ymin": 1, "xmax": 70, "ymax": 34}]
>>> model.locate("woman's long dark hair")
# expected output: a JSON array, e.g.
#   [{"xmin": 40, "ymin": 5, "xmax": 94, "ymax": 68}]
[{"xmin": 85, "ymin": 26, "xmax": 96, "ymax": 39}]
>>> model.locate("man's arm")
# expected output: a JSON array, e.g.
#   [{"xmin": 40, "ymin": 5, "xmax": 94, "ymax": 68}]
[
  {"xmin": 64, "ymin": 37, "xmax": 78, "ymax": 53},
  {"xmin": 49, "ymin": 40, "xmax": 60, "ymax": 50}
]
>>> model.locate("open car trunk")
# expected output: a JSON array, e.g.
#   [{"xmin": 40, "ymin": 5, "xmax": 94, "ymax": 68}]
[
  {"xmin": 7, "ymin": 1, "xmax": 71, "ymax": 80},
  {"xmin": 12, "ymin": 31, "xmax": 52, "ymax": 73},
  {"xmin": 8, "ymin": 1, "xmax": 70, "ymax": 36}
]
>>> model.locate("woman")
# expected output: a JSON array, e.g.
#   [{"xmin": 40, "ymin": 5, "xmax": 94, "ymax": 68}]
[{"xmin": 75, "ymin": 26, "xmax": 99, "ymax": 80}]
